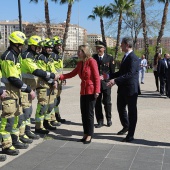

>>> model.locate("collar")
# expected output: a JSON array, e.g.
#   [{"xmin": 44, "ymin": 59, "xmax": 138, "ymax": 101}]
[
  {"xmin": 98, "ymin": 53, "xmax": 105, "ymax": 58},
  {"xmin": 125, "ymin": 50, "xmax": 133, "ymax": 57}
]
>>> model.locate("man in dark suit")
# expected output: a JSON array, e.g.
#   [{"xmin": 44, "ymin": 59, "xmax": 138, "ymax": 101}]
[
  {"xmin": 157, "ymin": 53, "xmax": 169, "ymax": 96},
  {"xmin": 167, "ymin": 54, "xmax": 170, "ymax": 97},
  {"xmin": 93, "ymin": 40, "xmax": 115, "ymax": 128},
  {"xmin": 107, "ymin": 37, "xmax": 139, "ymax": 142}
]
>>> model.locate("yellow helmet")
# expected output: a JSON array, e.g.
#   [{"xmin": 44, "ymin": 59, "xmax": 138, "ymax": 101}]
[
  {"xmin": 9, "ymin": 31, "xmax": 26, "ymax": 44},
  {"xmin": 27, "ymin": 35, "xmax": 42, "ymax": 46},
  {"xmin": 52, "ymin": 36, "xmax": 62, "ymax": 45},
  {"xmin": 44, "ymin": 40, "xmax": 54, "ymax": 48}
]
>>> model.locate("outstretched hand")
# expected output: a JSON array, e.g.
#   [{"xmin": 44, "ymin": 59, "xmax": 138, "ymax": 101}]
[{"xmin": 107, "ymin": 79, "xmax": 115, "ymax": 87}]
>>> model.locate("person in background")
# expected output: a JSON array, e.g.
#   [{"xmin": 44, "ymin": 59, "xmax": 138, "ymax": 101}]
[
  {"xmin": 107, "ymin": 37, "xmax": 139, "ymax": 142},
  {"xmin": 158, "ymin": 53, "xmax": 169, "ymax": 96},
  {"xmin": 59, "ymin": 45, "xmax": 100, "ymax": 144},
  {"xmin": 153, "ymin": 53, "xmax": 161, "ymax": 92},
  {"xmin": 167, "ymin": 54, "xmax": 170, "ymax": 98},
  {"xmin": 139, "ymin": 54, "xmax": 147, "ymax": 84}
]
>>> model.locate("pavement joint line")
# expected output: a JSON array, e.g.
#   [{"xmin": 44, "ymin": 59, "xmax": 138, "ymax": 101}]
[
  {"xmin": 160, "ymin": 148, "xmax": 166, "ymax": 170},
  {"xmin": 64, "ymin": 141, "xmax": 90, "ymax": 170},
  {"xmin": 128, "ymin": 146, "xmax": 140, "ymax": 170},
  {"xmin": 31, "ymin": 140, "xmax": 69, "ymax": 170},
  {"xmin": 95, "ymin": 144, "xmax": 115, "ymax": 170}
]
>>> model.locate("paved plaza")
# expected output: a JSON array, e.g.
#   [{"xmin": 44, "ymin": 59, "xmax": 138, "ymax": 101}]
[{"xmin": 0, "ymin": 72, "xmax": 170, "ymax": 170}]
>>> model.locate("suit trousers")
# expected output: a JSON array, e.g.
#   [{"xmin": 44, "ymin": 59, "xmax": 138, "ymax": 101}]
[
  {"xmin": 117, "ymin": 93, "xmax": 138, "ymax": 138},
  {"xmin": 159, "ymin": 76, "xmax": 168, "ymax": 95},
  {"xmin": 80, "ymin": 94, "xmax": 96, "ymax": 136},
  {"xmin": 95, "ymin": 88, "xmax": 112, "ymax": 123}
]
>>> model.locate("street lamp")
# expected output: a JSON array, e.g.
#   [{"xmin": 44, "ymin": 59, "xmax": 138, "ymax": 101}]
[{"xmin": 18, "ymin": 0, "xmax": 22, "ymax": 32}]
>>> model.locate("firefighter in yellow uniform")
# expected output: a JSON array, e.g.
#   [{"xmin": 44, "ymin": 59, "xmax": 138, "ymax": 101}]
[
  {"xmin": 0, "ymin": 31, "xmax": 36, "ymax": 155},
  {"xmin": 21, "ymin": 36, "xmax": 58, "ymax": 137},
  {"xmin": 51, "ymin": 36, "xmax": 66, "ymax": 123},
  {"xmin": 35, "ymin": 39, "xmax": 58, "ymax": 133},
  {"xmin": 40, "ymin": 39, "xmax": 61, "ymax": 128},
  {"xmin": 0, "ymin": 70, "xmax": 7, "ymax": 161}
]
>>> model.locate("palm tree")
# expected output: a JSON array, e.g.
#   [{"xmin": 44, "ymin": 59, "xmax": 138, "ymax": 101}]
[
  {"xmin": 155, "ymin": 0, "xmax": 170, "ymax": 53},
  {"xmin": 141, "ymin": 0, "xmax": 149, "ymax": 60},
  {"xmin": 110, "ymin": 0, "xmax": 135, "ymax": 59},
  {"xmin": 30, "ymin": 0, "xmax": 57, "ymax": 38},
  {"xmin": 88, "ymin": 5, "xmax": 112, "ymax": 49},
  {"xmin": 56, "ymin": 0, "xmax": 79, "ymax": 52}
]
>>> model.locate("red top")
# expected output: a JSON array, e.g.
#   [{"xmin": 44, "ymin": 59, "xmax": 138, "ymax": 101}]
[{"xmin": 60, "ymin": 58, "xmax": 100, "ymax": 95}]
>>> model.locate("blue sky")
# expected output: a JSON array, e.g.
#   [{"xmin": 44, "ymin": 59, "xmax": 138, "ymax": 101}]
[{"xmin": 0, "ymin": 0, "xmax": 168, "ymax": 37}]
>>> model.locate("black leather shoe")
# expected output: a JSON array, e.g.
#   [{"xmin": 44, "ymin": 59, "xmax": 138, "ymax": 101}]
[
  {"xmin": 25, "ymin": 131, "xmax": 40, "ymax": 140},
  {"xmin": 107, "ymin": 120, "xmax": 112, "ymax": 127},
  {"xmin": 19, "ymin": 135, "xmax": 33, "ymax": 144},
  {"xmin": 50, "ymin": 121, "xmax": 61, "ymax": 127},
  {"xmin": 83, "ymin": 138, "xmax": 92, "ymax": 144},
  {"xmin": 122, "ymin": 137, "xmax": 134, "ymax": 142},
  {"xmin": 35, "ymin": 128, "xmax": 49, "ymax": 134},
  {"xmin": 117, "ymin": 127, "xmax": 128, "ymax": 135},
  {"xmin": 0, "ymin": 154, "xmax": 7, "ymax": 162},
  {"xmin": 95, "ymin": 122, "xmax": 103, "ymax": 128},
  {"xmin": 79, "ymin": 138, "xmax": 86, "ymax": 142}
]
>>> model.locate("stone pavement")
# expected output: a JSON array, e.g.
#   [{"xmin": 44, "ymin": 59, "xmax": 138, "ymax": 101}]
[{"xmin": 1, "ymin": 72, "xmax": 170, "ymax": 170}]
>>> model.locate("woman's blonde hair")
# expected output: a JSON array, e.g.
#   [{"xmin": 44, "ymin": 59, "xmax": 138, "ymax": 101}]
[{"xmin": 78, "ymin": 44, "xmax": 93, "ymax": 61}]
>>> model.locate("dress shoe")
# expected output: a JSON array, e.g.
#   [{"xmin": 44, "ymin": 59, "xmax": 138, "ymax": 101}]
[
  {"xmin": 95, "ymin": 122, "xmax": 103, "ymax": 128},
  {"xmin": 0, "ymin": 154, "xmax": 7, "ymax": 162},
  {"xmin": 83, "ymin": 138, "xmax": 92, "ymax": 144},
  {"xmin": 43, "ymin": 120, "xmax": 57, "ymax": 130},
  {"xmin": 79, "ymin": 138, "xmax": 86, "ymax": 142},
  {"xmin": 122, "ymin": 137, "xmax": 134, "ymax": 142},
  {"xmin": 107, "ymin": 120, "xmax": 112, "ymax": 127},
  {"xmin": 117, "ymin": 127, "xmax": 128, "ymax": 135},
  {"xmin": 50, "ymin": 121, "xmax": 61, "ymax": 127},
  {"xmin": 141, "ymin": 82, "xmax": 144, "ymax": 84}
]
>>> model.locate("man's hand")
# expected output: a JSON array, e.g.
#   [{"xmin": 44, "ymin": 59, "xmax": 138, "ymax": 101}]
[
  {"xmin": 100, "ymin": 75, "xmax": 104, "ymax": 80},
  {"xmin": 30, "ymin": 90, "xmax": 36, "ymax": 100},
  {"xmin": 94, "ymin": 93, "xmax": 99, "ymax": 99},
  {"xmin": 107, "ymin": 79, "xmax": 116, "ymax": 87},
  {"xmin": 0, "ymin": 90, "xmax": 7, "ymax": 99},
  {"xmin": 54, "ymin": 74, "xmax": 60, "ymax": 81}
]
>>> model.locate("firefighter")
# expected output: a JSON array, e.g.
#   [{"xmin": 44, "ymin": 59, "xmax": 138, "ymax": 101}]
[
  {"xmin": 41, "ymin": 39, "xmax": 61, "ymax": 127},
  {"xmin": 0, "ymin": 70, "xmax": 7, "ymax": 161},
  {"xmin": 0, "ymin": 31, "xmax": 36, "ymax": 155},
  {"xmin": 35, "ymin": 39, "xmax": 58, "ymax": 133},
  {"xmin": 21, "ymin": 36, "xmax": 58, "ymax": 138},
  {"xmin": 51, "ymin": 36, "xmax": 66, "ymax": 123}
]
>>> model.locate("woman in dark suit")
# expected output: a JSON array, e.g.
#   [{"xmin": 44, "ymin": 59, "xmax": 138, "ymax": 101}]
[
  {"xmin": 153, "ymin": 53, "xmax": 161, "ymax": 92},
  {"xmin": 59, "ymin": 45, "xmax": 100, "ymax": 144}
]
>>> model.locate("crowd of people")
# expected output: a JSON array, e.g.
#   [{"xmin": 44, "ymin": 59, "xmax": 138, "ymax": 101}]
[
  {"xmin": 0, "ymin": 31, "xmax": 66, "ymax": 161},
  {"xmin": 1, "ymin": 31, "xmax": 169, "ymax": 163}
]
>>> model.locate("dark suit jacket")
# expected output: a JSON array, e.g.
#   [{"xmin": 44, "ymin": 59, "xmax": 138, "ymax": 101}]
[
  {"xmin": 110, "ymin": 51, "xmax": 139, "ymax": 96},
  {"xmin": 93, "ymin": 53, "xmax": 115, "ymax": 90},
  {"xmin": 157, "ymin": 58, "xmax": 168, "ymax": 77}
]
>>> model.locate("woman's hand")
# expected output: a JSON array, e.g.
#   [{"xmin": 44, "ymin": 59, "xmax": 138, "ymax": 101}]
[{"xmin": 94, "ymin": 93, "xmax": 99, "ymax": 99}]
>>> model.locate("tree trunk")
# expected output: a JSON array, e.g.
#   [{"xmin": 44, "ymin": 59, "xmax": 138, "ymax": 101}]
[
  {"xmin": 115, "ymin": 12, "xmax": 122, "ymax": 59},
  {"xmin": 100, "ymin": 17, "xmax": 107, "ymax": 51},
  {"xmin": 155, "ymin": 1, "xmax": 169, "ymax": 53},
  {"xmin": 62, "ymin": 3, "xmax": 72, "ymax": 52},
  {"xmin": 141, "ymin": 0, "xmax": 149, "ymax": 60},
  {"xmin": 45, "ymin": 0, "xmax": 52, "ymax": 38}
]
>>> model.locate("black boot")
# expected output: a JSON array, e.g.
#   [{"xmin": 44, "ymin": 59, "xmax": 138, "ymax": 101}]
[
  {"xmin": 11, "ymin": 134, "xmax": 29, "ymax": 149},
  {"xmin": 2, "ymin": 146, "xmax": 19, "ymax": 156},
  {"xmin": 55, "ymin": 113, "xmax": 66, "ymax": 123},
  {"xmin": 35, "ymin": 128, "xmax": 49, "ymax": 134},
  {"xmin": 25, "ymin": 131, "xmax": 40, "ymax": 140},
  {"xmin": 0, "ymin": 154, "xmax": 7, "ymax": 162},
  {"xmin": 50, "ymin": 121, "xmax": 61, "ymax": 127},
  {"xmin": 43, "ymin": 120, "xmax": 57, "ymax": 130},
  {"xmin": 19, "ymin": 134, "xmax": 33, "ymax": 144}
]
